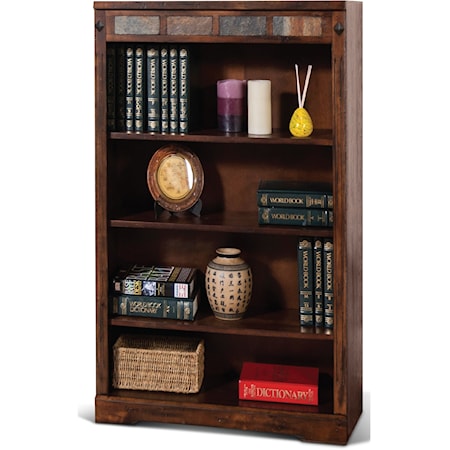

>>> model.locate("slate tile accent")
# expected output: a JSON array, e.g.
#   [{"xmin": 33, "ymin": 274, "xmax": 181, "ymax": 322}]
[
  {"xmin": 219, "ymin": 16, "xmax": 266, "ymax": 36},
  {"xmin": 115, "ymin": 16, "xmax": 160, "ymax": 35},
  {"xmin": 273, "ymin": 16, "xmax": 322, "ymax": 37},
  {"xmin": 167, "ymin": 16, "xmax": 213, "ymax": 35}
]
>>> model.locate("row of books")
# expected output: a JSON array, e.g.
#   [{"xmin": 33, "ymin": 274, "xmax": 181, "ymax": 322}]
[
  {"xmin": 111, "ymin": 265, "xmax": 199, "ymax": 321},
  {"xmin": 107, "ymin": 44, "xmax": 190, "ymax": 134},
  {"xmin": 257, "ymin": 180, "xmax": 334, "ymax": 227},
  {"xmin": 298, "ymin": 237, "xmax": 334, "ymax": 329}
]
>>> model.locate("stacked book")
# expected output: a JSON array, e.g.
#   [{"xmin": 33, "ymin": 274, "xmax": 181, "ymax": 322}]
[
  {"xmin": 111, "ymin": 264, "xmax": 200, "ymax": 321},
  {"xmin": 298, "ymin": 237, "xmax": 334, "ymax": 329},
  {"xmin": 239, "ymin": 362, "xmax": 319, "ymax": 406},
  {"xmin": 107, "ymin": 44, "xmax": 190, "ymax": 134},
  {"xmin": 257, "ymin": 180, "xmax": 333, "ymax": 227}
]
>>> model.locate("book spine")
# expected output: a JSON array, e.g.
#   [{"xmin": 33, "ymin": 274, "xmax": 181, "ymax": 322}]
[
  {"xmin": 134, "ymin": 46, "xmax": 145, "ymax": 133},
  {"xmin": 324, "ymin": 238, "xmax": 334, "ymax": 329},
  {"xmin": 160, "ymin": 46, "xmax": 169, "ymax": 134},
  {"xmin": 258, "ymin": 207, "xmax": 330, "ymax": 227},
  {"xmin": 313, "ymin": 238, "xmax": 324, "ymax": 327},
  {"xmin": 169, "ymin": 46, "xmax": 179, "ymax": 134},
  {"xmin": 239, "ymin": 380, "xmax": 318, "ymax": 405},
  {"xmin": 178, "ymin": 46, "xmax": 189, "ymax": 134},
  {"xmin": 146, "ymin": 46, "xmax": 160, "ymax": 133},
  {"xmin": 298, "ymin": 238, "xmax": 314, "ymax": 326},
  {"xmin": 125, "ymin": 46, "xmax": 135, "ymax": 133},
  {"xmin": 257, "ymin": 191, "xmax": 328, "ymax": 209},
  {"xmin": 112, "ymin": 291, "xmax": 199, "ymax": 320},
  {"xmin": 115, "ymin": 45, "xmax": 127, "ymax": 132},
  {"xmin": 106, "ymin": 46, "xmax": 116, "ymax": 131}
]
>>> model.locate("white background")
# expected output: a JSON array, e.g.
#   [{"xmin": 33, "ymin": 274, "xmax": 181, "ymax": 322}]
[{"xmin": 1, "ymin": 0, "xmax": 448, "ymax": 448}]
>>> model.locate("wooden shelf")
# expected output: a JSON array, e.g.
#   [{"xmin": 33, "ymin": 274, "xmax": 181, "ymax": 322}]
[
  {"xmin": 110, "ymin": 308, "xmax": 333, "ymax": 341},
  {"xmin": 110, "ymin": 129, "xmax": 333, "ymax": 146},
  {"xmin": 110, "ymin": 210, "xmax": 334, "ymax": 237}
]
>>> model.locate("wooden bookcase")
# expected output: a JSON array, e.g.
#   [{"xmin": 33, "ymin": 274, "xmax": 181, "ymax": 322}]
[{"xmin": 94, "ymin": 1, "xmax": 362, "ymax": 445}]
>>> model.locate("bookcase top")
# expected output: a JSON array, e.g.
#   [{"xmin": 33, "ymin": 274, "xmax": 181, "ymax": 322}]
[{"xmin": 94, "ymin": 1, "xmax": 352, "ymax": 12}]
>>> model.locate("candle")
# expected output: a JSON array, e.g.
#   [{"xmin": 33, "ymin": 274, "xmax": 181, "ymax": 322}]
[
  {"xmin": 247, "ymin": 80, "xmax": 272, "ymax": 135},
  {"xmin": 217, "ymin": 79, "xmax": 246, "ymax": 133}
]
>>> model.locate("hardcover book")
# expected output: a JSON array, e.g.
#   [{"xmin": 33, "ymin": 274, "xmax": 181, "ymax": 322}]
[
  {"xmin": 112, "ymin": 289, "xmax": 199, "ymax": 321},
  {"xmin": 258, "ymin": 206, "xmax": 331, "ymax": 227},
  {"xmin": 134, "ymin": 46, "xmax": 145, "ymax": 133},
  {"xmin": 113, "ymin": 265, "xmax": 198, "ymax": 298},
  {"xmin": 125, "ymin": 46, "xmax": 135, "ymax": 133},
  {"xmin": 169, "ymin": 46, "xmax": 179, "ymax": 134},
  {"xmin": 313, "ymin": 238, "xmax": 324, "ymax": 327},
  {"xmin": 160, "ymin": 46, "xmax": 169, "ymax": 134},
  {"xmin": 146, "ymin": 46, "xmax": 160, "ymax": 133},
  {"xmin": 239, "ymin": 362, "xmax": 319, "ymax": 406},
  {"xmin": 298, "ymin": 238, "xmax": 314, "ymax": 326},
  {"xmin": 257, "ymin": 180, "xmax": 333, "ymax": 209},
  {"xmin": 323, "ymin": 239, "xmax": 334, "ymax": 329},
  {"xmin": 178, "ymin": 46, "xmax": 190, "ymax": 134}
]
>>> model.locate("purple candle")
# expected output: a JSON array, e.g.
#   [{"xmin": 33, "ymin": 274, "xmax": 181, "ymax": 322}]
[{"xmin": 217, "ymin": 79, "xmax": 245, "ymax": 133}]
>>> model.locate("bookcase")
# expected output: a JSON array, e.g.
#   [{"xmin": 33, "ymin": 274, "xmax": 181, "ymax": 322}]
[{"xmin": 94, "ymin": 1, "xmax": 362, "ymax": 445}]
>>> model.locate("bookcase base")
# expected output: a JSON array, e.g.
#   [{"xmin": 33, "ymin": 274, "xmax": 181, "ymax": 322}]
[{"xmin": 95, "ymin": 394, "xmax": 355, "ymax": 445}]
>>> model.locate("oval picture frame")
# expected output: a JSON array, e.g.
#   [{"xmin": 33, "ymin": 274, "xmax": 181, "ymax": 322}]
[{"xmin": 147, "ymin": 144, "xmax": 204, "ymax": 213}]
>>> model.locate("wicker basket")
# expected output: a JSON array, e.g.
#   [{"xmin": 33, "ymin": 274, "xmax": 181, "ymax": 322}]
[{"xmin": 112, "ymin": 334, "xmax": 204, "ymax": 394}]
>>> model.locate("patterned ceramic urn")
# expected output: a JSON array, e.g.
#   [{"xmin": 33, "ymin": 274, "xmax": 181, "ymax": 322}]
[{"xmin": 205, "ymin": 248, "xmax": 252, "ymax": 320}]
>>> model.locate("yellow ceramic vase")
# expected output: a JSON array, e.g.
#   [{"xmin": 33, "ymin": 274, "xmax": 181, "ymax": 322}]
[{"xmin": 289, "ymin": 107, "xmax": 313, "ymax": 137}]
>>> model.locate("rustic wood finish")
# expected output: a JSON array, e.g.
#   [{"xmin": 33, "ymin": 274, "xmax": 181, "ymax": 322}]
[{"xmin": 94, "ymin": 1, "xmax": 362, "ymax": 444}]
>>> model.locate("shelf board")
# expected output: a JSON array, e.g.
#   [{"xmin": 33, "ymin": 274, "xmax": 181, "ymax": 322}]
[
  {"xmin": 109, "ymin": 128, "xmax": 333, "ymax": 146},
  {"xmin": 110, "ymin": 211, "xmax": 333, "ymax": 237},
  {"xmin": 110, "ymin": 308, "xmax": 333, "ymax": 341}
]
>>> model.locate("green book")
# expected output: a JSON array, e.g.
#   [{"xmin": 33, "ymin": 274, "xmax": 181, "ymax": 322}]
[
  {"xmin": 115, "ymin": 44, "xmax": 127, "ymax": 132},
  {"xmin": 178, "ymin": 46, "xmax": 190, "ymax": 134},
  {"xmin": 257, "ymin": 180, "xmax": 333, "ymax": 209},
  {"xmin": 112, "ymin": 289, "xmax": 200, "ymax": 321},
  {"xmin": 169, "ymin": 46, "xmax": 179, "ymax": 134},
  {"xmin": 106, "ymin": 46, "xmax": 116, "ymax": 131},
  {"xmin": 134, "ymin": 46, "xmax": 145, "ymax": 133},
  {"xmin": 298, "ymin": 238, "xmax": 314, "ymax": 326},
  {"xmin": 160, "ymin": 46, "xmax": 169, "ymax": 134},
  {"xmin": 258, "ymin": 207, "xmax": 331, "ymax": 227},
  {"xmin": 125, "ymin": 46, "xmax": 135, "ymax": 133},
  {"xmin": 146, "ymin": 46, "xmax": 160, "ymax": 133},
  {"xmin": 313, "ymin": 238, "xmax": 324, "ymax": 327},
  {"xmin": 323, "ymin": 238, "xmax": 334, "ymax": 329}
]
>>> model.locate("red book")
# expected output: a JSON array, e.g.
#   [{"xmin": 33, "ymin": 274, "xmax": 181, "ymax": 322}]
[{"xmin": 239, "ymin": 362, "xmax": 319, "ymax": 406}]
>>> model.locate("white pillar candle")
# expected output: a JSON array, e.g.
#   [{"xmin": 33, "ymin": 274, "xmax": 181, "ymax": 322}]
[{"xmin": 247, "ymin": 80, "xmax": 272, "ymax": 135}]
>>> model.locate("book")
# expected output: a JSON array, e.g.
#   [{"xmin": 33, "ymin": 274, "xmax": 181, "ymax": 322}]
[
  {"xmin": 323, "ymin": 238, "xmax": 334, "ymax": 329},
  {"xmin": 258, "ymin": 206, "xmax": 331, "ymax": 227},
  {"xmin": 169, "ymin": 46, "xmax": 179, "ymax": 134},
  {"xmin": 115, "ymin": 44, "xmax": 127, "ymax": 131},
  {"xmin": 313, "ymin": 238, "xmax": 324, "ymax": 327},
  {"xmin": 298, "ymin": 238, "xmax": 314, "ymax": 326},
  {"xmin": 178, "ymin": 46, "xmax": 190, "ymax": 134},
  {"xmin": 113, "ymin": 265, "xmax": 198, "ymax": 298},
  {"xmin": 257, "ymin": 180, "xmax": 333, "ymax": 209},
  {"xmin": 134, "ymin": 46, "xmax": 145, "ymax": 133},
  {"xmin": 239, "ymin": 362, "xmax": 319, "ymax": 406},
  {"xmin": 146, "ymin": 46, "xmax": 160, "ymax": 133},
  {"xmin": 160, "ymin": 46, "xmax": 169, "ymax": 134},
  {"xmin": 112, "ymin": 289, "xmax": 199, "ymax": 320},
  {"xmin": 106, "ymin": 46, "xmax": 116, "ymax": 131},
  {"xmin": 125, "ymin": 46, "xmax": 135, "ymax": 133}
]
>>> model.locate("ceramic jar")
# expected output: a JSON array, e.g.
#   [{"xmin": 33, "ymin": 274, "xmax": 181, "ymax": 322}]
[{"xmin": 205, "ymin": 248, "xmax": 252, "ymax": 320}]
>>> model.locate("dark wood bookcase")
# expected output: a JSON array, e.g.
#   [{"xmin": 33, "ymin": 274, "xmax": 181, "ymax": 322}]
[{"xmin": 94, "ymin": 1, "xmax": 362, "ymax": 444}]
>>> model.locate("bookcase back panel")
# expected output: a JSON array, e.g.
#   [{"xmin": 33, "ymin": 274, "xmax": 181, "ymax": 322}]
[
  {"xmin": 107, "ymin": 140, "xmax": 332, "ymax": 217},
  {"xmin": 110, "ymin": 228, "xmax": 310, "ymax": 312}
]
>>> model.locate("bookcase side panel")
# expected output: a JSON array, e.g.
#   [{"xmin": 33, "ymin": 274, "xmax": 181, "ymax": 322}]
[{"xmin": 95, "ymin": 8, "xmax": 111, "ymax": 396}]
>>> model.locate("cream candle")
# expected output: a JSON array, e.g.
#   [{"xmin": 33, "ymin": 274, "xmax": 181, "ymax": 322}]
[{"xmin": 247, "ymin": 80, "xmax": 272, "ymax": 135}]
